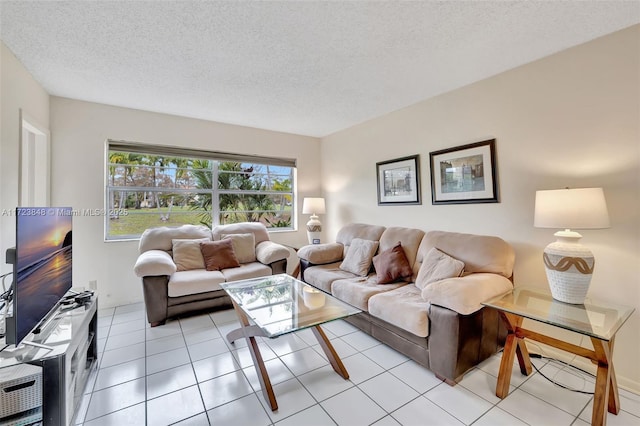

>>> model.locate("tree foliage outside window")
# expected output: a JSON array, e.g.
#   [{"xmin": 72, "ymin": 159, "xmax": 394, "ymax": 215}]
[{"xmin": 106, "ymin": 150, "xmax": 294, "ymax": 240}]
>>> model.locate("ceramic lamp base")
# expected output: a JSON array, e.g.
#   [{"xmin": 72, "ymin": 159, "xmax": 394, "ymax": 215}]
[
  {"xmin": 306, "ymin": 215, "xmax": 322, "ymax": 244},
  {"xmin": 543, "ymin": 231, "xmax": 595, "ymax": 304}
]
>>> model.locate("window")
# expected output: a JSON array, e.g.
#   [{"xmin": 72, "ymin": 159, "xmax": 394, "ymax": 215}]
[{"xmin": 105, "ymin": 142, "xmax": 295, "ymax": 240}]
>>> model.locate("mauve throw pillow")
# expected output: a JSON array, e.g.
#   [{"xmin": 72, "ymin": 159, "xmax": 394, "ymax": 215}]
[
  {"xmin": 372, "ymin": 242, "xmax": 413, "ymax": 284},
  {"xmin": 200, "ymin": 239, "xmax": 240, "ymax": 271},
  {"xmin": 415, "ymin": 247, "xmax": 465, "ymax": 290},
  {"xmin": 339, "ymin": 238, "xmax": 379, "ymax": 277}
]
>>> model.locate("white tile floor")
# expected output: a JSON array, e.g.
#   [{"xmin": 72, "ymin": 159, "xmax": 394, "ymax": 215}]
[{"xmin": 73, "ymin": 303, "xmax": 640, "ymax": 426}]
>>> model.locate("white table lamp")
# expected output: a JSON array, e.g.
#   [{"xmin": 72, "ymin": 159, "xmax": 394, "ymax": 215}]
[
  {"xmin": 302, "ymin": 197, "xmax": 325, "ymax": 244},
  {"xmin": 534, "ymin": 187, "xmax": 610, "ymax": 304}
]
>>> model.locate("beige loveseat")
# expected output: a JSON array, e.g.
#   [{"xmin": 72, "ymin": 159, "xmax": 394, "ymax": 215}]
[
  {"xmin": 297, "ymin": 223, "xmax": 515, "ymax": 384},
  {"xmin": 134, "ymin": 222, "xmax": 289, "ymax": 326}
]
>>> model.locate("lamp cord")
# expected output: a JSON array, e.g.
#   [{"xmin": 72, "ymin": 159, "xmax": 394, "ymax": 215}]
[{"xmin": 528, "ymin": 353, "xmax": 595, "ymax": 395}]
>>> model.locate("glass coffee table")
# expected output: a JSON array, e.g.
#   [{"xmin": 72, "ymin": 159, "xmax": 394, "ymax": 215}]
[
  {"xmin": 483, "ymin": 287, "xmax": 634, "ymax": 426},
  {"xmin": 220, "ymin": 274, "xmax": 361, "ymax": 411}
]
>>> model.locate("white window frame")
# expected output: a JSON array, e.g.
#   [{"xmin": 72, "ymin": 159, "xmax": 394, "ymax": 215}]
[{"xmin": 105, "ymin": 140, "xmax": 296, "ymax": 240}]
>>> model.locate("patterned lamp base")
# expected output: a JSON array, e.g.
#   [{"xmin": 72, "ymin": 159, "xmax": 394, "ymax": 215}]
[
  {"xmin": 543, "ymin": 232, "xmax": 595, "ymax": 304},
  {"xmin": 306, "ymin": 215, "xmax": 322, "ymax": 244}
]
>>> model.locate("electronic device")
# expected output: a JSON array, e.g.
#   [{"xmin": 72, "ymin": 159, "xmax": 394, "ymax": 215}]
[
  {"xmin": 0, "ymin": 364, "xmax": 43, "ymax": 421},
  {"xmin": 4, "ymin": 207, "xmax": 73, "ymax": 347}
]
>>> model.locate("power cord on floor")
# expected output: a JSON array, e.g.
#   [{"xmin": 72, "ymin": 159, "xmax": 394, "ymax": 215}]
[{"xmin": 529, "ymin": 352, "xmax": 595, "ymax": 395}]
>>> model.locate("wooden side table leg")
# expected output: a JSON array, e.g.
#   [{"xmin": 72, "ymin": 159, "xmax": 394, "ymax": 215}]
[
  {"xmin": 591, "ymin": 338, "xmax": 614, "ymax": 426},
  {"xmin": 496, "ymin": 312, "xmax": 519, "ymax": 398},
  {"xmin": 606, "ymin": 337, "xmax": 620, "ymax": 415},
  {"xmin": 516, "ymin": 339, "xmax": 533, "ymax": 376},
  {"xmin": 230, "ymin": 301, "xmax": 278, "ymax": 411},
  {"xmin": 312, "ymin": 325, "xmax": 349, "ymax": 379}
]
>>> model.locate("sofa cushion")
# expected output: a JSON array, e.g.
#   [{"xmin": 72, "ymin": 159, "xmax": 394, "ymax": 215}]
[
  {"xmin": 256, "ymin": 240, "xmax": 290, "ymax": 264},
  {"xmin": 339, "ymin": 238, "xmax": 379, "ymax": 276},
  {"xmin": 139, "ymin": 224, "xmax": 211, "ymax": 253},
  {"xmin": 421, "ymin": 273, "xmax": 513, "ymax": 315},
  {"xmin": 415, "ymin": 247, "xmax": 465, "ymax": 290},
  {"xmin": 331, "ymin": 277, "xmax": 406, "ymax": 311},
  {"xmin": 336, "ymin": 223, "xmax": 386, "ymax": 248},
  {"xmin": 368, "ymin": 285, "xmax": 430, "ymax": 337},
  {"xmin": 168, "ymin": 269, "xmax": 226, "ymax": 297},
  {"xmin": 372, "ymin": 242, "xmax": 413, "ymax": 284},
  {"xmin": 417, "ymin": 231, "xmax": 515, "ymax": 278},
  {"xmin": 221, "ymin": 262, "xmax": 272, "ymax": 282},
  {"xmin": 212, "ymin": 222, "xmax": 270, "ymax": 245},
  {"xmin": 200, "ymin": 239, "xmax": 241, "ymax": 271},
  {"xmin": 297, "ymin": 243, "xmax": 344, "ymax": 265},
  {"xmin": 134, "ymin": 249, "xmax": 177, "ymax": 277},
  {"xmin": 172, "ymin": 238, "xmax": 208, "ymax": 271},
  {"xmin": 302, "ymin": 262, "xmax": 355, "ymax": 293},
  {"xmin": 222, "ymin": 233, "xmax": 256, "ymax": 263}
]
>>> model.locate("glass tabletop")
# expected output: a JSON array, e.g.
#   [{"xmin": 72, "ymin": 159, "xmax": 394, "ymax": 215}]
[
  {"xmin": 220, "ymin": 274, "xmax": 361, "ymax": 338},
  {"xmin": 483, "ymin": 286, "xmax": 635, "ymax": 341}
]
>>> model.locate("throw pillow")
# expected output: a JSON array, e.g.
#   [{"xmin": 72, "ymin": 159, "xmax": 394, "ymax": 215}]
[
  {"xmin": 415, "ymin": 247, "xmax": 465, "ymax": 290},
  {"xmin": 372, "ymin": 242, "xmax": 413, "ymax": 284},
  {"xmin": 200, "ymin": 239, "xmax": 240, "ymax": 271},
  {"xmin": 172, "ymin": 238, "xmax": 208, "ymax": 271},
  {"xmin": 222, "ymin": 233, "xmax": 256, "ymax": 264},
  {"xmin": 339, "ymin": 238, "xmax": 379, "ymax": 277}
]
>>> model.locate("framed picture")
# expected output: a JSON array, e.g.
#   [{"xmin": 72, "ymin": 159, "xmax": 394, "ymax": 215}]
[
  {"xmin": 376, "ymin": 155, "xmax": 421, "ymax": 205},
  {"xmin": 429, "ymin": 139, "xmax": 498, "ymax": 204}
]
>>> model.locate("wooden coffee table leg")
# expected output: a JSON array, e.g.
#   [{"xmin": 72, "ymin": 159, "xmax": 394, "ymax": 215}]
[
  {"xmin": 312, "ymin": 325, "xmax": 349, "ymax": 379},
  {"xmin": 230, "ymin": 301, "xmax": 278, "ymax": 411}
]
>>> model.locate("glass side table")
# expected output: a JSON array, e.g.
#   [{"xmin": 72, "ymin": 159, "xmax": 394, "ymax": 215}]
[{"xmin": 483, "ymin": 287, "xmax": 634, "ymax": 426}]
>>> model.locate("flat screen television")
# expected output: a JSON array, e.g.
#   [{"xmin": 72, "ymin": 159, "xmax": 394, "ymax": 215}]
[{"xmin": 5, "ymin": 207, "xmax": 73, "ymax": 346}]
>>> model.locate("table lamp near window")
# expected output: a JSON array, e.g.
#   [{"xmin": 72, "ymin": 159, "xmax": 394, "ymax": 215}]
[
  {"xmin": 534, "ymin": 187, "xmax": 610, "ymax": 304},
  {"xmin": 302, "ymin": 197, "xmax": 325, "ymax": 244}
]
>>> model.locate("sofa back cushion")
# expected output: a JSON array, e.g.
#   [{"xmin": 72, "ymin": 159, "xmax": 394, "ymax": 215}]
[
  {"xmin": 139, "ymin": 225, "xmax": 211, "ymax": 253},
  {"xmin": 378, "ymin": 226, "xmax": 425, "ymax": 280},
  {"xmin": 212, "ymin": 222, "xmax": 270, "ymax": 245},
  {"xmin": 416, "ymin": 231, "xmax": 515, "ymax": 278},
  {"xmin": 336, "ymin": 223, "xmax": 386, "ymax": 257}
]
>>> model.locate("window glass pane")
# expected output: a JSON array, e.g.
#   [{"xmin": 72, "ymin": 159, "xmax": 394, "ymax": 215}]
[
  {"xmin": 106, "ymin": 147, "xmax": 294, "ymax": 239},
  {"xmin": 106, "ymin": 191, "xmax": 210, "ymax": 237}
]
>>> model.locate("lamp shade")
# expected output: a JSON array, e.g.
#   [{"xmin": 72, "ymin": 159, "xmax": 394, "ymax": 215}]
[
  {"xmin": 302, "ymin": 197, "xmax": 326, "ymax": 215},
  {"xmin": 534, "ymin": 188, "xmax": 610, "ymax": 230}
]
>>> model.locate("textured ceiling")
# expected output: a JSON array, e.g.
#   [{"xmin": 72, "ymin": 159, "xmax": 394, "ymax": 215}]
[{"xmin": 1, "ymin": 1, "xmax": 638, "ymax": 137}]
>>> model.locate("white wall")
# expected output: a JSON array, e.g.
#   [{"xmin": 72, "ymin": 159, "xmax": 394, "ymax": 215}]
[
  {"xmin": 49, "ymin": 98, "xmax": 321, "ymax": 308},
  {"xmin": 0, "ymin": 42, "xmax": 50, "ymax": 274},
  {"xmin": 321, "ymin": 26, "xmax": 640, "ymax": 391}
]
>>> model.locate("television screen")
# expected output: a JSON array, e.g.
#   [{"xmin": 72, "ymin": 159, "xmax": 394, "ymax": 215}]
[{"xmin": 6, "ymin": 207, "xmax": 73, "ymax": 346}]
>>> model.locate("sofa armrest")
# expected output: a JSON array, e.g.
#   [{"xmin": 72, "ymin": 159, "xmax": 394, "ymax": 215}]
[
  {"xmin": 421, "ymin": 273, "xmax": 513, "ymax": 315},
  {"xmin": 134, "ymin": 250, "xmax": 177, "ymax": 277},
  {"xmin": 297, "ymin": 243, "xmax": 344, "ymax": 265},
  {"xmin": 255, "ymin": 241, "xmax": 290, "ymax": 265}
]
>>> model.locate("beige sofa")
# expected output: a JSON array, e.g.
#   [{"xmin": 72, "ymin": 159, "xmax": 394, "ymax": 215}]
[
  {"xmin": 297, "ymin": 223, "xmax": 515, "ymax": 384},
  {"xmin": 134, "ymin": 222, "xmax": 290, "ymax": 326}
]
